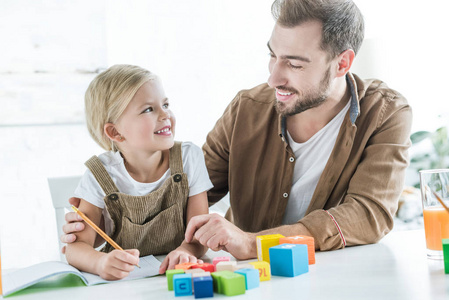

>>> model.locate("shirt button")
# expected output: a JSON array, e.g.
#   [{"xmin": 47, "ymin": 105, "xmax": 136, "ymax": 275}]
[
  {"xmin": 108, "ymin": 193, "xmax": 118, "ymax": 201},
  {"xmin": 283, "ymin": 193, "xmax": 288, "ymax": 198},
  {"xmin": 289, "ymin": 157, "xmax": 295, "ymax": 162}
]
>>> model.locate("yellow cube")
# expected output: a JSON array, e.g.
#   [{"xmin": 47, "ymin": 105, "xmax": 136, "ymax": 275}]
[
  {"xmin": 249, "ymin": 261, "xmax": 271, "ymax": 281},
  {"xmin": 256, "ymin": 234, "xmax": 284, "ymax": 262}
]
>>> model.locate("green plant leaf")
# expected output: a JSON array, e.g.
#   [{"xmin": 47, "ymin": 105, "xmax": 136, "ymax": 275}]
[{"xmin": 410, "ymin": 131, "xmax": 431, "ymax": 144}]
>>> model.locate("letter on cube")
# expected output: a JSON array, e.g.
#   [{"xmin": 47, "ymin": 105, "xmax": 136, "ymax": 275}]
[
  {"xmin": 166, "ymin": 269, "xmax": 185, "ymax": 291},
  {"xmin": 173, "ymin": 273, "xmax": 193, "ymax": 296},
  {"xmin": 249, "ymin": 261, "xmax": 271, "ymax": 281}
]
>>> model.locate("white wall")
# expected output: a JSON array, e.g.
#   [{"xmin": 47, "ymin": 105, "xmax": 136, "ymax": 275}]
[{"xmin": 1, "ymin": 0, "xmax": 447, "ymax": 269}]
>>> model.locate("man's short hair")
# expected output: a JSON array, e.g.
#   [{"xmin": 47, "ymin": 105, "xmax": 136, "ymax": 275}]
[{"xmin": 271, "ymin": 0, "xmax": 365, "ymax": 58}]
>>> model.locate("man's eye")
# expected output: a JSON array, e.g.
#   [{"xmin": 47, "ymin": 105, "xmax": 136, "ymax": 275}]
[
  {"xmin": 288, "ymin": 62, "xmax": 302, "ymax": 70},
  {"xmin": 268, "ymin": 53, "xmax": 275, "ymax": 58},
  {"xmin": 142, "ymin": 107, "xmax": 153, "ymax": 113}
]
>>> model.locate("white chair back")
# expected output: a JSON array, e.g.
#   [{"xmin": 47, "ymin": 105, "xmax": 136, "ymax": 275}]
[{"xmin": 47, "ymin": 175, "xmax": 81, "ymax": 261}]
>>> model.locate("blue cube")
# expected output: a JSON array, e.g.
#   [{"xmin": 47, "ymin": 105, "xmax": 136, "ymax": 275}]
[
  {"xmin": 269, "ymin": 243, "xmax": 308, "ymax": 277},
  {"xmin": 173, "ymin": 273, "xmax": 193, "ymax": 297},
  {"xmin": 193, "ymin": 276, "xmax": 214, "ymax": 298},
  {"xmin": 235, "ymin": 268, "xmax": 260, "ymax": 290}
]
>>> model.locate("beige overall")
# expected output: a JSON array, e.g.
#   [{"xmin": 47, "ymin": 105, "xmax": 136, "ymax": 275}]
[{"xmin": 85, "ymin": 142, "xmax": 189, "ymax": 256}]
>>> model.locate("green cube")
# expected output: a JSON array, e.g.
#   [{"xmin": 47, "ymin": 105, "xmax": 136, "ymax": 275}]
[
  {"xmin": 211, "ymin": 270, "xmax": 234, "ymax": 293},
  {"xmin": 166, "ymin": 269, "xmax": 185, "ymax": 291},
  {"xmin": 443, "ymin": 239, "xmax": 449, "ymax": 274},
  {"xmin": 221, "ymin": 273, "xmax": 246, "ymax": 296}
]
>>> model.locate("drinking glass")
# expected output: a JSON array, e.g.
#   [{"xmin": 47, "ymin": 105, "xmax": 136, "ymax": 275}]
[{"xmin": 420, "ymin": 169, "xmax": 449, "ymax": 259}]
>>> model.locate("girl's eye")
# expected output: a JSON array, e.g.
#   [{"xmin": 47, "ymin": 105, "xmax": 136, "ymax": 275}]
[
  {"xmin": 142, "ymin": 107, "xmax": 153, "ymax": 113},
  {"xmin": 163, "ymin": 103, "xmax": 170, "ymax": 109}
]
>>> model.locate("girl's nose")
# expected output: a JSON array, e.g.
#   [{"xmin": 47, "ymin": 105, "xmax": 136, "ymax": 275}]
[{"xmin": 159, "ymin": 110, "xmax": 170, "ymax": 120}]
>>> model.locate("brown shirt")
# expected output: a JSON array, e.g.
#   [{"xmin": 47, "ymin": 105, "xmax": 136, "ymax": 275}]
[{"xmin": 203, "ymin": 73, "xmax": 412, "ymax": 251}]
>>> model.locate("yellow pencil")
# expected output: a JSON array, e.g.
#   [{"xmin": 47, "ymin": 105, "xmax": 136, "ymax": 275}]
[{"xmin": 71, "ymin": 205, "xmax": 140, "ymax": 268}]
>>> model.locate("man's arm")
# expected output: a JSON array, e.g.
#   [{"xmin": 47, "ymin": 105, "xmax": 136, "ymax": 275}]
[
  {"xmin": 184, "ymin": 214, "xmax": 315, "ymax": 259},
  {"xmin": 299, "ymin": 93, "xmax": 413, "ymax": 250}
]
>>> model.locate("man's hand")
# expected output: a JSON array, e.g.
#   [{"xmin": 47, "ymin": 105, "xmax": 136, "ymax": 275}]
[
  {"xmin": 61, "ymin": 197, "xmax": 105, "ymax": 253},
  {"xmin": 60, "ymin": 197, "xmax": 83, "ymax": 254},
  {"xmin": 184, "ymin": 213, "xmax": 256, "ymax": 260}
]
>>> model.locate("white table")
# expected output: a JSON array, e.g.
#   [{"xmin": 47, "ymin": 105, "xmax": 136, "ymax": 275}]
[{"xmin": 2, "ymin": 230, "xmax": 448, "ymax": 300}]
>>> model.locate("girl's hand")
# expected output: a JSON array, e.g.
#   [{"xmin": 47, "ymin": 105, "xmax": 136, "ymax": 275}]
[
  {"xmin": 97, "ymin": 249, "xmax": 140, "ymax": 280},
  {"xmin": 159, "ymin": 248, "xmax": 203, "ymax": 274}
]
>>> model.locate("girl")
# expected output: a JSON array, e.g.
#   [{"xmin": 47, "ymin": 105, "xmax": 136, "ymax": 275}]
[{"xmin": 65, "ymin": 65, "xmax": 212, "ymax": 280}]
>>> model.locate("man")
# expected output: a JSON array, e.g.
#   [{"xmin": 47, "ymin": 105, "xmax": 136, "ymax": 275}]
[{"xmin": 62, "ymin": 0, "xmax": 412, "ymax": 260}]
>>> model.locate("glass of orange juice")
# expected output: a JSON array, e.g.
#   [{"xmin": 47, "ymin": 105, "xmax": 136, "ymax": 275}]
[{"xmin": 420, "ymin": 169, "xmax": 449, "ymax": 259}]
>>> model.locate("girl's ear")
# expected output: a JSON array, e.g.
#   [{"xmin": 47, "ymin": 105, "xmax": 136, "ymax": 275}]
[
  {"xmin": 335, "ymin": 49, "xmax": 355, "ymax": 77},
  {"xmin": 104, "ymin": 123, "xmax": 124, "ymax": 142}
]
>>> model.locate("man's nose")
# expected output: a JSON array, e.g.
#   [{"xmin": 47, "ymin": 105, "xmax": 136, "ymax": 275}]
[{"xmin": 267, "ymin": 62, "xmax": 286, "ymax": 88}]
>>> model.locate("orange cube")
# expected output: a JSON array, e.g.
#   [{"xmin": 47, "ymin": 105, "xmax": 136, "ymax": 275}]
[
  {"xmin": 279, "ymin": 235, "xmax": 315, "ymax": 265},
  {"xmin": 175, "ymin": 262, "xmax": 198, "ymax": 270}
]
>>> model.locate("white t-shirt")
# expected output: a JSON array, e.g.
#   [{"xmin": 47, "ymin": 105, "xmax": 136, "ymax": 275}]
[
  {"xmin": 282, "ymin": 99, "xmax": 351, "ymax": 225},
  {"xmin": 74, "ymin": 142, "xmax": 213, "ymax": 234}
]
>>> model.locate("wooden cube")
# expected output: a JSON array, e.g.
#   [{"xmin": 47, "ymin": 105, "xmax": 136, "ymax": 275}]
[
  {"xmin": 191, "ymin": 263, "xmax": 215, "ymax": 272},
  {"xmin": 249, "ymin": 261, "xmax": 271, "ymax": 281},
  {"xmin": 173, "ymin": 273, "xmax": 193, "ymax": 296},
  {"xmin": 280, "ymin": 235, "xmax": 315, "ymax": 264},
  {"xmin": 185, "ymin": 268, "xmax": 206, "ymax": 274},
  {"xmin": 193, "ymin": 276, "xmax": 213, "ymax": 299},
  {"xmin": 269, "ymin": 243, "xmax": 308, "ymax": 277},
  {"xmin": 166, "ymin": 269, "xmax": 185, "ymax": 291},
  {"xmin": 443, "ymin": 239, "xmax": 449, "ymax": 274},
  {"xmin": 216, "ymin": 261, "xmax": 237, "ymax": 272},
  {"xmin": 212, "ymin": 256, "xmax": 231, "ymax": 267},
  {"xmin": 221, "ymin": 272, "xmax": 246, "ymax": 296},
  {"xmin": 235, "ymin": 268, "xmax": 260, "ymax": 290},
  {"xmin": 234, "ymin": 263, "xmax": 255, "ymax": 270},
  {"xmin": 211, "ymin": 270, "xmax": 234, "ymax": 293},
  {"xmin": 192, "ymin": 271, "xmax": 211, "ymax": 278},
  {"xmin": 175, "ymin": 262, "xmax": 198, "ymax": 270},
  {"xmin": 256, "ymin": 234, "xmax": 284, "ymax": 262}
]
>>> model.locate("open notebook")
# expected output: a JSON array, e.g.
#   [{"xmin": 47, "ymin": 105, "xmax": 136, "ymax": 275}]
[{"xmin": 2, "ymin": 255, "xmax": 161, "ymax": 297}]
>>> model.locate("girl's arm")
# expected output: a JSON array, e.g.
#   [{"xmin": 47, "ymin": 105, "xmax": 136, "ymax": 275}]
[
  {"xmin": 159, "ymin": 191, "xmax": 209, "ymax": 273},
  {"xmin": 65, "ymin": 199, "xmax": 139, "ymax": 280}
]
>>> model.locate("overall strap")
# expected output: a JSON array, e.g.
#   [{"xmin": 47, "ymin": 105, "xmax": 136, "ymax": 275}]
[
  {"xmin": 85, "ymin": 155, "xmax": 120, "ymax": 195},
  {"xmin": 169, "ymin": 141, "xmax": 184, "ymax": 174}
]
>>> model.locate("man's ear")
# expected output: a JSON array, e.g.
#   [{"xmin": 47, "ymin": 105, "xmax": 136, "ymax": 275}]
[
  {"xmin": 336, "ymin": 49, "xmax": 355, "ymax": 77},
  {"xmin": 104, "ymin": 123, "xmax": 123, "ymax": 142}
]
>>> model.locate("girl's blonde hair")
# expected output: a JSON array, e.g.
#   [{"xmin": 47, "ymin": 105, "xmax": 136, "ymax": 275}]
[{"xmin": 85, "ymin": 64, "xmax": 156, "ymax": 151}]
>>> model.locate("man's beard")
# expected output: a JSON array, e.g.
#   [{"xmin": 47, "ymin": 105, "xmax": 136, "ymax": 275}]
[{"xmin": 275, "ymin": 67, "xmax": 332, "ymax": 117}]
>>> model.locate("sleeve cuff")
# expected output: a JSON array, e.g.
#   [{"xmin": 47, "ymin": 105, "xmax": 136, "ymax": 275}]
[{"xmin": 298, "ymin": 209, "xmax": 346, "ymax": 251}]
